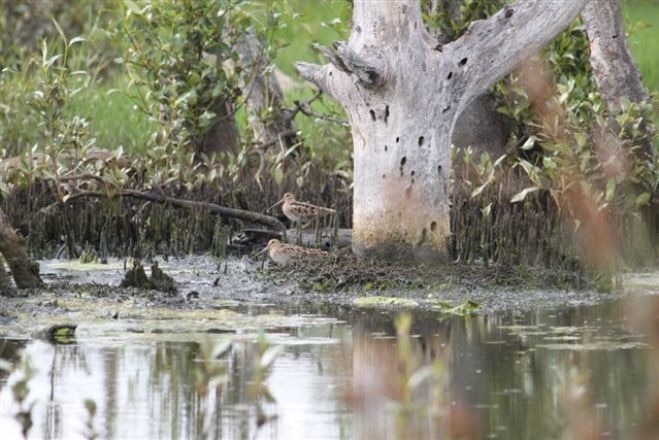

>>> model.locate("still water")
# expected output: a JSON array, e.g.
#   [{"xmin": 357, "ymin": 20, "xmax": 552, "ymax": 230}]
[{"xmin": 1, "ymin": 278, "xmax": 658, "ymax": 439}]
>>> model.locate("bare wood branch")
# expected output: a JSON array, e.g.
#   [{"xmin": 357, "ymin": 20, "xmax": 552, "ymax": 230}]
[
  {"xmin": 45, "ymin": 190, "xmax": 287, "ymax": 233},
  {"xmin": 59, "ymin": 172, "xmax": 106, "ymax": 183},
  {"xmin": 293, "ymin": 103, "xmax": 349, "ymax": 127},
  {"xmin": 295, "ymin": 62, "xmax": 335, "ymax": 95},
  {"xmin": 332, "ymin": 41, "xmax": 386, "ymax": 88},
  {"xmin": 314, "ymin": 43, "xmax": 350, "ymax": 73},
  {"xmin": 450, "ymin": 0, "xmax": 590, "ymax": 108}
]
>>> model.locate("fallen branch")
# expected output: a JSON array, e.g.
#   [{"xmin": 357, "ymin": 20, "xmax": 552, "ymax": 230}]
[{"xmin": 43, "ymin": 189, "xmax": 287, "ymax": 233}]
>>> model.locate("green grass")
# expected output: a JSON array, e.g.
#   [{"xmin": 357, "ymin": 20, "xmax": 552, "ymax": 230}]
[
  {"xmin": 4, "ymin": 0, "xmax": 656, "ymax": 159},
  {"xmin": 270, "ymin": 0, "xmax": 351, "ymax": 76},
  {"xmin": 67, "ymin": 75, "xmax": 155, "ymax": 154},
  {"xmin": 73, "ymin": 0, "xmax": 351, "ymax": 156},
  {"xmin": 623, "ymin": 0, "xmax": 659, "ymax": 95}
]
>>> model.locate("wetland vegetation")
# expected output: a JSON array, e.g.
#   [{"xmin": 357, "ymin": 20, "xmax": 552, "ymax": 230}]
[{"xmin": 1, "ymin": 0, "xmax": 658, "ymax": 439}]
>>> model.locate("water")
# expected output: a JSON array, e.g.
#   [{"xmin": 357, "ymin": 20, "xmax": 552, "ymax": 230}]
[{"xmin": 1, "ymin": 272, "xmax": 658, "ymax": 439}]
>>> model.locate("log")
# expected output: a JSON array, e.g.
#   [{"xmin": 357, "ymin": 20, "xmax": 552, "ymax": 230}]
[{"xmin": 47, "ymin": 189, "xmax": 287, "ymax": 233}]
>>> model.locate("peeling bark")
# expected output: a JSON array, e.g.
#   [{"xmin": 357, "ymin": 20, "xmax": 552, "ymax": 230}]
[
  {"xmin": 0, "ymin": 208, "xmax": 43, "ymax": 289},
  {"xmin": 296, "ymin": 0, "xmax": 589, "ymax": 262}
]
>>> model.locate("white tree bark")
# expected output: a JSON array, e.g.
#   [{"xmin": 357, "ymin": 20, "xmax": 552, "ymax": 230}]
[{"xmin": 297, "ymin": 0, "xmax": 589, "ymax": 262}]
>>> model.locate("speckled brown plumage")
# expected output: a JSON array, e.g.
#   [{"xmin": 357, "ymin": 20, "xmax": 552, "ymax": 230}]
[
  {"xmin": 280, "ymin": 193, "xmax": 335, "ymax": 224},
  {"xmin": 263, "ymin": 239, "xmax": 326, "ymax": 265}
]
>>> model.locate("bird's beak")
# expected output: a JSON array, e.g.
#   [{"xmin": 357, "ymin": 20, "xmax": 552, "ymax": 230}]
[
  {"xmin": 266, "ymin": 197, "xmax": 285, "ymax": 212},
  {"xmin": 257, "ymin": 246, "xmax": 269, "ymax": 255}
]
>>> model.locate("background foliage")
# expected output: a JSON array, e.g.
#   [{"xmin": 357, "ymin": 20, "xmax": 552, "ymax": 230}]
[{"xmin": 0, "ymin": 0, "xmax": 656, "ymax": 266}]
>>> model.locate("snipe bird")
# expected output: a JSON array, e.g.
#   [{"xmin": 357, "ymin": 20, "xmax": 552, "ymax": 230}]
[
  {"xmin": 269, "ymin": 193, "xmax": 336, "ymax": 244},
  {"xmin": 277, "ymin": 192, "xmax": 335, "ymax": 225},
  {"xmin": 260, "ymin": 239, "xmax": 326, "ymax": 265}
]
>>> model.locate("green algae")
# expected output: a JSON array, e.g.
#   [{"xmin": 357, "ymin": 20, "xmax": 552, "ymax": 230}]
[{"xmin": 352, "ymin": 296, "xmax": 420, "ymax": 309}]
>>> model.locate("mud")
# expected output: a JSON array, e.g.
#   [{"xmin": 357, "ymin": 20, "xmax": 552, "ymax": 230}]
[{"xmin": 0, "ymin": 254, "xmax": 633, "ymax": 341}]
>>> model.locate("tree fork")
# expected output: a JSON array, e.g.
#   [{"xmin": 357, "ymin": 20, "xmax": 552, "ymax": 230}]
[{"xmin": 296, "ymin": 0, "xmax": 589, "ymax": 262}]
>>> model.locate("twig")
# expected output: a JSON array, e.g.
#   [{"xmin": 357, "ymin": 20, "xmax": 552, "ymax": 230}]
[{"xmin": 283, "ymin": 91, "xmax": 349, "ymax": 127}]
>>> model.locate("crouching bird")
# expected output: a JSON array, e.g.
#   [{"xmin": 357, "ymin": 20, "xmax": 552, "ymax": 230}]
[{"xmin": 260, "ymin": 239, "xmax": 326, "ymax": 265}]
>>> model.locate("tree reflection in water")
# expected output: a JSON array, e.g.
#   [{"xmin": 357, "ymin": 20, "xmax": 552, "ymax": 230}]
[{"xmin": 0, "ymin": 293, "xmax": 658, "ymax": 439}]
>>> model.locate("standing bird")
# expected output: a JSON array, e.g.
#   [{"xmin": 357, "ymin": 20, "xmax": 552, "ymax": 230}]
[
  {"xmin": 260, "ymin": 239, "xmax": 326, "ymax": 265},
  {"xmin": 270, "ymin": 193, "xmax": 336, "ymax": 243},
  {"xmin": 278, "ymin": 192, "xmax": 335, "ymax": 224}
]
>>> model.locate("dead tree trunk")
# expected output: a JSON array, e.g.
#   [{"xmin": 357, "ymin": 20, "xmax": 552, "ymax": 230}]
[
  {"xmin": 581, "ymin": 0, "xmax": 654, "ymax": 159},
  {"xmin": 0, "ymin": 208, "xmax": 43, "ymax": 289},
  {"xmin": 297, "ymin": 0, "xmax": 589, "ymax": 262},
  {"xmin": 581, "ymin": 1, "xmax": 649, "ymax": 111},
  {"xmin": 582, "ymin": 0, "xmax": 657, "ymax": 257}
]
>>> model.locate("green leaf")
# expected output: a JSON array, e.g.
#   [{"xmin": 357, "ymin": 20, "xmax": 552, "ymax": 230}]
[
  {"xmin": 493, "ymin": 154, "xmax": 507, "ymax": 168},
  {"xmin": 44, "ymin": 54, "xmax": 62, "ymax": 68},
  {"xmin": 605, "ymin": 179, "xmax": 616, "ymax": 202},
  {"xmin": 51, "ymin": 18, "xmax": 67, "ymax": 45},
  {"xmin": 470, "ymin": 171, "xmax": 494, "ymax": 199},
  {"xmin": 260, "ymin": 345, "xmax": 283, "ymax": 369},
  {"xmin": 124, "ymin": 0, "xmax": 142, "ymax": 16},
  {"xmin": 481, "ymin": 202, "xmax": 492, "ymax": 217},
  {"xmin": 635, "ymin": 192, "xmax": 651, "ymax": 207},
  {"xmin": 68, "ymin": 36, "xmax": 87, "ymax": 47},
  {"xmin": 511, "ymin": 186, "xmax": 540, "ymax": 203},
  {"xmin": 521, "ymin": 135, "xmax": 537, "ymax": 151},
  {"xmin": 408, "ymin": 365, "xmax": 435, "ymax": 390}
]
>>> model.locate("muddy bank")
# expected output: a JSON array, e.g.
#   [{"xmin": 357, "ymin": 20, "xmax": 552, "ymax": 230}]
[{"xmin": 0, "ymin": 255, "xmax": 646, "ymax": 340}]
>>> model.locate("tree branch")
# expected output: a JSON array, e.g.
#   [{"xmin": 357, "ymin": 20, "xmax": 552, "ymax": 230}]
[
  {"xmin": 295, "ymin": 62, "xmax": 335, "ymax": 95},
  {"xmin": 449, "ymin": 0, "xmax": 590, "ymax": 109},
  {"xmin": 45, "ymin": 190, "xmax": 287, "ymax": 233}
]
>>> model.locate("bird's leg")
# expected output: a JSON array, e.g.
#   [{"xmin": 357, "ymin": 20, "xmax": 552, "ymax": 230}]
[
  {"xmin": 314, "ymin": 214, "xmax": 321, "ymax": 246},
  {"xmin": 332, "ymin": 212, "xmax": 338, "ymax": 250},
  {"xmin": 296, "ymin": 221, "xmax": 302, "ymax": 245}
]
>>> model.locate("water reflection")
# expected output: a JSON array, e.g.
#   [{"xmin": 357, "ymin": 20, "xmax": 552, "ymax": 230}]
[{"xmin": 1, "ymin": 295, "xmax": 658, "ymax": 439}]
